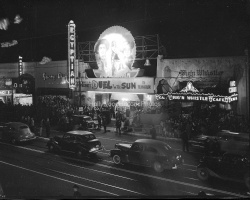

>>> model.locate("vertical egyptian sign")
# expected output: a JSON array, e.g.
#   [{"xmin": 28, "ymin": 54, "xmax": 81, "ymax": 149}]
[
  {"xmin": 18, "ymin": 56, "xmax": 23, "ymax": 77},
  {"xmin": 68, "ymin": 20, "xmax": 76, "ymax": 89}
]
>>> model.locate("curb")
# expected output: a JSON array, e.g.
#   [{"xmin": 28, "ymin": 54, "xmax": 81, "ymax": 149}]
[{"xmin": 34, "ymin": 126, "xmax": 181, "ymax": 143}]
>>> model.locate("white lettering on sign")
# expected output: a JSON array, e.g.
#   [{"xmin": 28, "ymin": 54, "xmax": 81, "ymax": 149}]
[
  {"xmin": 229, "ymin": 81, "xmax": 236, "ymax": 87},
  {"xmin": 155, "ymin": 92, "xmax": 238, "ymax": 103},
  {"xmin": 68, "ymin": 20, "xmax": 76, "ymax": 88},
  {"xmin": 229, "ymin": 87, "xmax": 237, "ymax": 93},
  {"xmin": 77, "ymin": 78, "xmax": 154, "ymax": 93}
]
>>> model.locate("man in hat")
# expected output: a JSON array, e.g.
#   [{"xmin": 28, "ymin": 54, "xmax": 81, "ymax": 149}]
[{"xmin": 73, "ymin": 184, "xmax": 81, "ymax": 198}]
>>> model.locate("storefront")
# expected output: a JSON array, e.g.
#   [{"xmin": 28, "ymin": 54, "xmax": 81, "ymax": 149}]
[
  {"xmin": 0, "ymin": 61, "xmax": 35, "ymax": 105},
  {"xmin": 35, "ymin": 60, "xmax": 72, "ymax": 99},
  {"xmin": 155, "ymin": 55, "xmax": 249, "ymax": 119},
  {"xmin": 77, "ymin": 77, "xmax": 154, "ymax": 107}
]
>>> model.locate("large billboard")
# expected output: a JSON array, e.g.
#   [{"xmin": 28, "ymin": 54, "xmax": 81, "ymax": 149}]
[{"xmin": 94, "ymin": 26, "xmax": 137, "ymax": 78}]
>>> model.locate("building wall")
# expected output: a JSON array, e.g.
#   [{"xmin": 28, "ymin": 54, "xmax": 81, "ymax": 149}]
[
  {"xmin": 0, "ymin": 62, "xmax": 35, "ymax": 78},
  {"xmin": 156, "ymin": 55, "xmax": 249, "ymax": 119}
]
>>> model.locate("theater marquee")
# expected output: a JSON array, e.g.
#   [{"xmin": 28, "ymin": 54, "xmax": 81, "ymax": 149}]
[{"xmin": 78, "ymin": 77, "xmax": 154, "ymax": 93}]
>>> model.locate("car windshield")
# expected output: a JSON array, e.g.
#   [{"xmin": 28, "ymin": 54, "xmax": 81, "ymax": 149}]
[
  {"xmin": 84, "ymin": 117, "xmax": 92, "ymax": 121},
  {"xmin": 82, "ymin": 134, "xmax": 96, "ymax": 141},
  {"xmin": 19, "ymin": 125, "xmax": 29, "ymax": 129},
  {"xmin": 164, "ymin": 144, "xmax": 172, "ymax": 151}
]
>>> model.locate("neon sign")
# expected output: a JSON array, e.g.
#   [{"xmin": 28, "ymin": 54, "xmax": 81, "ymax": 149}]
[
  {"xmin": 94, "ymin": 26, "xmax": 136, "ymax": 78},
  {"xmin": 18, "ymin": 56, "xmax": 23, "ymax": 76},
  {"xmin": 155, "ymin": 93, "xmax": 238, "ymax": 103},
  {"xmin": 68, "ymin": 20, "xmax": 76, "ymax": 88},
  {"xmin": 155, "ymin": 81, "xmax": 238, "ymax": 103}
]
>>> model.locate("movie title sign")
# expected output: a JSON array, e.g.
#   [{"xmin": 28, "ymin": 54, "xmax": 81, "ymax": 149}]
[
  {"xmin": 68, "ymin": 20, "xmax": 76, "ymax": 89},
  {"xmin": 155, "ymin": 93, "xmax": 238, "ymax": 104},
  {"xmin": 179, "ymin": 69, "xmax": 223, "ymax": 78},
  {"xmin": 78, "ymin": 78, "xmax": 154, "ymax": 93}
]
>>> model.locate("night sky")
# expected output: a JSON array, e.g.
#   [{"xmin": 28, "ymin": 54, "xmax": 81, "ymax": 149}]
[{"xmin": 0, "ymin": 0, "xmax": 250, "ymax": 64}]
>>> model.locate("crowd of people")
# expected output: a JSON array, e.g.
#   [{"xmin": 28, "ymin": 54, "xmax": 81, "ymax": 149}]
[
  {"xmin": 157, "ymin": 105, "xmax": 250, "ymax": 140},
  {"xmin": 0, "ymin": 96, "xmax": 249, "ymax": 140}
]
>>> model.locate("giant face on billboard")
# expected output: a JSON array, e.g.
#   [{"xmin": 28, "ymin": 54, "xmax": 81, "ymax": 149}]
[{"xmin": 94, "ymin": 26, "xmax": 136, "ymax": 78}]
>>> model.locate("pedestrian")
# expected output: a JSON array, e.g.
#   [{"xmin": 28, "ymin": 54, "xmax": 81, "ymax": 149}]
[
  {"xmin": 97, "ymin": 113, "xmax": 102, "ymax": 129},
  {"xmin": 39, "ymin": 119, "xmax": 44, "ymax": 136},
  {"xmin": 150, "ymin": 124, "xmax": 157, "ymax": 139},
  {"xmin": 30, "ymin": 117, "xmax": 35, "ymax": 133},
  {"xmin": 102, "ymin": 116, "xmax": 107, "ymax": 133},
  {"xmin": 0, "ymin": 182, "xmax": 5, "ymax": 198},
  {"xmin": 116, "ymin": 118, "xmax": 121, "ymax": 136},
  {"xmin": 45, "ymin": 118, "xmax": 51, "ymax": 138},
  {"xmin": 73, "ymin": 184, "xmax": 81, "ymax": 198}
]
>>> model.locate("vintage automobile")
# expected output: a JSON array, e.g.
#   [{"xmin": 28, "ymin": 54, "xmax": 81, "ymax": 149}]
[
  {"xmin": 0, "ymin": 122, "xmax": 36, "ymax": 144},
  {"xmin": 72, "ymin": 115, "xmax": 99, "ymax": 130},
  {"xmin": 110, "ymin": 139, "xmax": 184, "ymax": 173},
  {"xmin": 189, "ymin": 134, "xmax": 219, "ymax": 154},
  {"xmin": 46, "ymin": 130, "xmax": 102, "ymax": 157},
  {"xmin": 197, "ymin": 152, "xmax": 250, "ymax": 190},
  {"xmin": 189, "ymin": 130, "xmax": 249, "ymax": 155}
]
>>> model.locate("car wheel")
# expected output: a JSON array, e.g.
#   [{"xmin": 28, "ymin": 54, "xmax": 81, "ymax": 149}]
[
  {"xmin": 11, "ymin": 138, "xmax": 16, "ymax": 145},
  {"xmin": 76, "ymin": 149, "xmax": 83, "ymax": 158},
  {"xmin": 197, "ymin": 167, "xmax": 209, "ymax": 181},
  {"xmin": 153, "ymin": 161, "xmax": 163, "ymax": 173},
  {"xmin": 244, "ymin": 174, "xmax": 250, "ymax": 190},
  {"xmin": 113, "ymin": 154, "xmax": 121, "ymax": 165}
]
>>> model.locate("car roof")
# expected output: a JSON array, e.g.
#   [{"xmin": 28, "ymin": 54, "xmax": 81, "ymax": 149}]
[
  {"xmin": 7, "ymin": 122, "xmax": 28, "ymax": 128},
  {"xmin": 73, "ymin": 115, "xmax": 91, "ymax": 118},
  {"xmin": 219, "ymin": 130, "xmax": 249, "ymax": 139},
  {"xmin": 135, "ymin": 139, "xmax": 168, "ymax": 146},
  {"xmin": 66, "ymin": 130, "xmax": 93, "ymax": 135}
]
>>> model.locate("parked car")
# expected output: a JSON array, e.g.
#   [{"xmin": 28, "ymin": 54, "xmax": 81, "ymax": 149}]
[
  {"xmin": 189, "ymin": 130, "xmax": 249, "ymax": 155},
  {"xmin": 46, "ymin": 130, "xmax": 102, "ymax": 157},
  {"xmin": 0, "ymin": 122, "xmax": 36, "ymax": 144},
  {"xmin": 72, "ymin": 115, "xmax": 98, "ymax": 130},
  {"xmin": 197, "ymin": 152, "xmax": 250, "ymax": 190},
  {"xmin": 109, "ymin": 139, "xmax": 184, "ymax": 173},
  {"xmin": 217, "ymin": 130, "xmax": 249, "ymax": 155},
  {"xmin": 189, "ymin": 134, "xmax": 219, "ymax": 154}
]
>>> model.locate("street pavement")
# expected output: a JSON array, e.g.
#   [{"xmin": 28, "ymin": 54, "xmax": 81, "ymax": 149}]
[{"xmin": 35, "ymin": 121, "xmax": 182, "ymax": 144}]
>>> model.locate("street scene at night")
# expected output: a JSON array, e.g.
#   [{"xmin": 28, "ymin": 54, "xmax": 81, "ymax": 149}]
[{"xmin": 0, "ymin": 0, "xmax": 250, "ymax": 199}]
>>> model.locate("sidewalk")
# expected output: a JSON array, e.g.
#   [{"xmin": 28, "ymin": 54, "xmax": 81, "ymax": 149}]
[{"xmin": 105, "ymin": 125, "xmax": 182, "ymax": 143}]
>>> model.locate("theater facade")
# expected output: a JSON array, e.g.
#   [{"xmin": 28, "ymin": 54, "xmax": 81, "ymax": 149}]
[{"xmin": 154, "ymin": 55, "xmax": 249, "ymax": 120}]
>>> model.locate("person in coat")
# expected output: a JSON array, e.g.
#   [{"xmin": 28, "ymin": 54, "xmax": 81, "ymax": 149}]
[
  {"xmin": 45, "ymin": 118, "xmax": 51, "ymax": 138},
  {"xmin": 116, "ymin": 118, "xmax": 122, "ymax": 136},
  {"xmin": 102, "ymin": 116, "xmax": 107, "ymax": 133}
]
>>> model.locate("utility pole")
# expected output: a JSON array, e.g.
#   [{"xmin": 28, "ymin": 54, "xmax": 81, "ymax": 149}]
[{"xmin": 78, "ymin": 71, "xmax": 81, "ymax": 106}]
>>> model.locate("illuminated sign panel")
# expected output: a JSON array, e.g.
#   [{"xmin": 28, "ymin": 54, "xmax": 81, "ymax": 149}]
[
  {"xmin": 229, "ymin": 80, "xmax": 237, "ymax": 93},
  {"xmin": 18, "ymin": 56, "xmax": 23, "ymax": 76},
  {"xmin": 68, "ymin": 20, "xmax": 76, "ymax": 88},
  {"xmin": 155, "ymin": 81, "xmax": 238, "ymax": 103},
  {"xmin": 94, "ymin": 26, "xmax": 136, "ymax": 78},
  {"xmin": 78, "ymin": 77, "xmax": 154, "ymax": 93},
  {"xmin": 155, "ymin": 93, "xmax": 238, "ymax": 103}
]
